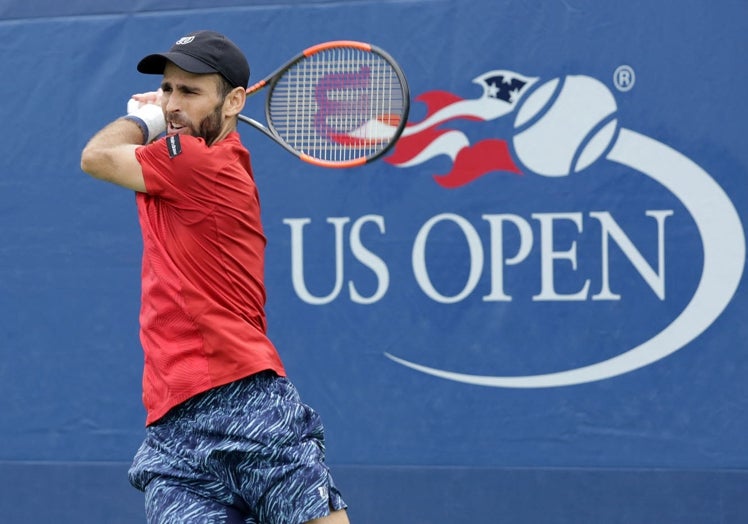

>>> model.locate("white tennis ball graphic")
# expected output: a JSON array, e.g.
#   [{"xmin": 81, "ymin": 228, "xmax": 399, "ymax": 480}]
[{"xmin": 513, "ymin": 75, "xmax": 618, "ymax": 176}]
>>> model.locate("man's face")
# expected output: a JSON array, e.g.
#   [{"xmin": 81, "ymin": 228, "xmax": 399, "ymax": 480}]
[{"xmin": 160, "ymin": 62, "xmax": 227, "ymax": 145}]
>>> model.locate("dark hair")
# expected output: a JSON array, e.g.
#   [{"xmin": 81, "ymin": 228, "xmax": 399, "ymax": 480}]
[{"xmin": 217, "ymin": 74, "xmax": 235, "ymax": 100}]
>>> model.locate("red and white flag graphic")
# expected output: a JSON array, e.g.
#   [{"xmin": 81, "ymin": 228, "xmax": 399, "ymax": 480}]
[{"xmin": 385, "ymin": 70, "xmax": 538, "ymax": 188}]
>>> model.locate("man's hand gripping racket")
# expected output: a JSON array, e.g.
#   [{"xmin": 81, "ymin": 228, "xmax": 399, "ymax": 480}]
[{"xmin": 239, "ymin": 41, "xmax": 410, "ymax": 168}]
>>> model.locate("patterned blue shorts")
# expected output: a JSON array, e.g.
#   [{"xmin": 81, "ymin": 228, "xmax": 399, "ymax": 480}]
[{"xmin": 128, "ymin": 371, "xmax": 347, "ymax": 523}]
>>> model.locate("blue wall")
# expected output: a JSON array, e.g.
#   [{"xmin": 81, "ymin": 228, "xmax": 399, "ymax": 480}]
[{"xmin": 1, "ymin": 1, "xmax": 746, "ymax": 521}]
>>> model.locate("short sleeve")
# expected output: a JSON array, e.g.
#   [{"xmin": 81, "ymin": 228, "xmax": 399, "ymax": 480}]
[{"xmin": 135, "ymin": 135, "xmax": 222, "ymax": 205}]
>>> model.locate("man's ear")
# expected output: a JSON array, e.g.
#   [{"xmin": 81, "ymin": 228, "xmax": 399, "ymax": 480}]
[{"xmin": 224, "ymin": 86, "xmax": 246, "ymax": 118}]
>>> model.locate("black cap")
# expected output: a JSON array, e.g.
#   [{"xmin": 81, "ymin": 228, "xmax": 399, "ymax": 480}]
[{"xmin": 137, "ymin": 30, "xmax": 250, "ymax": 88}]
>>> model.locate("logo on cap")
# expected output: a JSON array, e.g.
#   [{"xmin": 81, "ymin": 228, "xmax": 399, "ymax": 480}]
[{"xmin": 175, "ymin": 36, "xmax": 195, "ymax": 45}]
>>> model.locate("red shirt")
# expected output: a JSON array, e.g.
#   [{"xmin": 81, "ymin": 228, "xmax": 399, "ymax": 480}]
[{"xmin": 134, "ymin": 132, "xmax": 285, "ymax": 425}]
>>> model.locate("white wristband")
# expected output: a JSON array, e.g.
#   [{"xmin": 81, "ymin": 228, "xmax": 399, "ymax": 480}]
[{"xmin": 124, "ymin": 103, "xmax": 166, "ymax": 144}]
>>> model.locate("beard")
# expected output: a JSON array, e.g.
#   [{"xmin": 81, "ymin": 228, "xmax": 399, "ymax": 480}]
[
  {"xmin": 197, "ymin": 103, "xmax": 224, "ymax": 145},
  {"xmin": 167, "ymin": 102, "xmax": 224, "ymax": 145}
]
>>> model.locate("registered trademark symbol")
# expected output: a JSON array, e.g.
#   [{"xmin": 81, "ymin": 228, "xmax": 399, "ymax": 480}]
[{"xmin": 614, "ymin": 65, "xmax": 636, "ymax": 92}]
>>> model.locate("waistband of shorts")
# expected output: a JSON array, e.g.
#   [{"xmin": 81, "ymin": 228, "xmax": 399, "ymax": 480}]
[{"xmin": 157, "ymin": 370, "xmax": 283, "ymax": 425}]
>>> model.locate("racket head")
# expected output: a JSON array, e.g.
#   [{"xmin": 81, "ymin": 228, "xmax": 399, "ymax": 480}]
[{"xmin": 261, "ymin": 41, "xmax": 410, "ymax": 168}]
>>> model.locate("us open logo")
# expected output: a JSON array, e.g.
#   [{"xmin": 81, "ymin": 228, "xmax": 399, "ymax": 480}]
[
  {"xmin": 285, "ymin": 68, "xmax": 745, "ymax": 388},
  {"xmin": 383, "ymin": 69, "xmax": 745, "ymax": 387}
]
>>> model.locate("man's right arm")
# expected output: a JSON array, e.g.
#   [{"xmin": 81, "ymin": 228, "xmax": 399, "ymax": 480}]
[
  {"xmin": 81, "ymin": 96, "xmax": 165, "ymax": 192},
  {"xmin": 80, "ymin": 118, "xmax": 148, "ymax": 192}
]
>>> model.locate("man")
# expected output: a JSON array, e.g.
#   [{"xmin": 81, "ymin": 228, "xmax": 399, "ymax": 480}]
[{"xmin": 80, "ymin": 30, "xmax": 349, "ymax": 524}]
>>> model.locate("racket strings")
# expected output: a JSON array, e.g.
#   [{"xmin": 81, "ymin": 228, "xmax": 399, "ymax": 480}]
[{"xmin": 267, "ymin": 47, "xmax": 407, "ymax": 164}]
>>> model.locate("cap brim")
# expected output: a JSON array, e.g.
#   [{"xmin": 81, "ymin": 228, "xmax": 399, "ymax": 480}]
[{"xmin": 137, "ymin": 52, "xmax": 219, "ymax": 76}]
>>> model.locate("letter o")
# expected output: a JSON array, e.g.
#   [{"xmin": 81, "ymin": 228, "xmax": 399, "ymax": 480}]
[{"xmin": 412, "ymin": 213, "xmax": 484, "ymax": 303}]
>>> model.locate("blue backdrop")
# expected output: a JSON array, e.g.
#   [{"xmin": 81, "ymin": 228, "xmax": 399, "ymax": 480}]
[{"xmin": 1, "ymin": 1, "xmax": 746, "ymax": 522}]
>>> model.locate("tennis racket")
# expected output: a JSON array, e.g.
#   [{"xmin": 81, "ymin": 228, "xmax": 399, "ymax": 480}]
[{"xmin": 238, "ymin": 40, "xmax": 410, "ymax": 168}]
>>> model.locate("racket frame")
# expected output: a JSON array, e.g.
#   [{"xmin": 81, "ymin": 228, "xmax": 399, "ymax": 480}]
[{"xmin": 238, "ymin": 40, "xmax": 409, "ymax": 168}]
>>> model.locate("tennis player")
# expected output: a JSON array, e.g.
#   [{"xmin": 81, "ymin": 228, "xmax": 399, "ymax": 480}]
[{"xmin": 80, "ymin": 30, "xmax": 349, "ymax": 524}]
